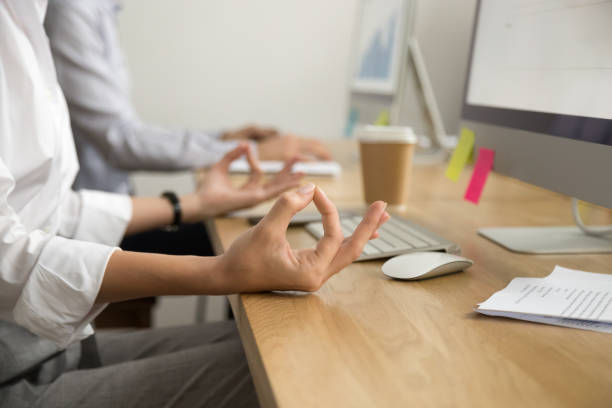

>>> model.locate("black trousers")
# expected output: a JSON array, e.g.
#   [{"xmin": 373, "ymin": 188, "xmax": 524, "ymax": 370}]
[{"xmin": 120, "ymin": 222, "xmax": 215, "ymax": 256}]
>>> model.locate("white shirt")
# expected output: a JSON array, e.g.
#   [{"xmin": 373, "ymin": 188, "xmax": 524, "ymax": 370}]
[
  {"xmin": 44, "ymin": 0, "xmax": 243, "ymax": 194},
  {"xmin": 0, "ymin": 0, "xmax": 132, "ymax": 347}
]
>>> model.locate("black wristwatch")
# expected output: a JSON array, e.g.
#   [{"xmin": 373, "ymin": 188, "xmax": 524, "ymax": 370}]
[{"xmin": 161, "ymin": 191, "xmax": 182, "ymax": 230}]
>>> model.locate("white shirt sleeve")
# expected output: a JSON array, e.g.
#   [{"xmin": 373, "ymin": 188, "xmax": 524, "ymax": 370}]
[
  {"xmin": 12, "ymin": 238, "xmax": 117, "ymax": 348},
  {"xmin": 60, "ymin": 189, "xmax": 132, "ymax": 244},
  {"xmin": 1, "ymin": 164, "xmax": 132, "ymax": 347},
  {"xmin": 0, "ymin": 0, "xmax": 133, "ymax": 349}
]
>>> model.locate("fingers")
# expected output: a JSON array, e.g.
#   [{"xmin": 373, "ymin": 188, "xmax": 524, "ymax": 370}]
[
  {"xmin": 259, "ymin": 183, "xmax": 316, "ymax": 233},
  {"xmin": 293, "ymin": 153, "xmax": 314, "ymax": 162},
  {"xmin": 299, "ymin": 138, "xmax": 332, "ymax": 160},
  {"xmin": 347, "ymin": 201, "xmax": 388, "ymax": 250},
  {"xmin": 369, "ymin": 211, "xmax": 390, "ymax": 239},
  {"xmin": 328, "ymin": 201, "xmax": 388, "ymax": 273},
  {"xmin": 262, "ymin": 172, "xmax": 303, "ymax": 201},
  {"xmin": 299, "ymin": 201, "xmax": 387, "ymax": 292},
  {"xmin": 216, "ymin": 143, "xmax": 249, "ymax": 170},
  {"xmin": 244, "ymin": 144, "xmax": 264, "ymax": 186},
  {"xmin": 223, "ymin": 125, "xmax": 278, "ymax": 141},
  {"xmin": 312, "ymin": 187, "xmax": 343, "ymax": 262},
  {"xmin": 260, "ymin": 156, "xmax": 303, "ymax": 199},
  {"xmin": 253, "ymin": 127, "xmax": 279, "ymax": 141},
  {"xmin": 276, "ymin": 156, "xmax": 300, "ymax": 178}
]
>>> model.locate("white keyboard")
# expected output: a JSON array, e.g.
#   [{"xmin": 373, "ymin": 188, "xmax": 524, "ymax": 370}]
[
  {"xmin": 229, "ymin": 159, "xmax": 341, "ymax": 176},
  {"xmin": 305, "ymin": 214, "xmax": 460, "ymax": 261}
]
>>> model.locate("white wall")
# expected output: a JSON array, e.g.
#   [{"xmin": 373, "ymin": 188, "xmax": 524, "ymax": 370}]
[
  {"xmin": 118, "ymin": 0, "xmax": 477, "ymax": 141},
  {"xmin": 118, "ymin": 0, "xmax": 359, "ymax": 139}
]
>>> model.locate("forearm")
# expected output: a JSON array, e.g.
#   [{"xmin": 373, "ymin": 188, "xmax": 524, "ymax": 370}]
[
  {"xmin": 96, "ymin": 250, "xmax": 226, "ymax": 304},
  {"xmin": 125, "ymin": 194, "xmax": 207, "ymax": 235},
  {"xmin": 103, "ymin": 120, "xmax": 241, "ymax": 171}
]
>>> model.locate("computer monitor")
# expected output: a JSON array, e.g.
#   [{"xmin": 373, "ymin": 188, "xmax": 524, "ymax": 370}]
[{"xmin": 461, "ymin": 0, "xmax": 612, "ymax": 253}]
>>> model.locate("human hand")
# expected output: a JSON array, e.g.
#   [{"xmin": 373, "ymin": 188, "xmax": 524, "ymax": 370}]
[
  {"xmin": 194, "ymin": 143, "xmax": 303, "ymax": 217},
  {"xmin": 257, "ymin": 134, "xmax": 332, "ymax": 161},
  {"xmin": 221, "ymin": 125, "xmax": 279, "ymax": 141},
  {"xmin": 215, "ymin": 184, "xmax": 389, "ymax": 293}
]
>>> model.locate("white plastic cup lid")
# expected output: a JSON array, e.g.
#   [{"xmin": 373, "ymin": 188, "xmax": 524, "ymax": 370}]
[{"xmin": 356, "ymin": 125, "xmax": 417, "ymax": 144}]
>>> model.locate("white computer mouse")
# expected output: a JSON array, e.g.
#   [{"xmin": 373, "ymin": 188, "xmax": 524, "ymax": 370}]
[{"xmin": 382, "ymin": 252, "xmax": 473, "ymax": 280}]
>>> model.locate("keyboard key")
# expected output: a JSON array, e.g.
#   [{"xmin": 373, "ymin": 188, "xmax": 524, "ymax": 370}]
[
  {"xmin": 306, "ymin": 214, "xmax": 455, "ymax": 261},
  {"xmin": 389, "ymin": 218, "xmax": 440, "ymax": 246},
  {"xmin": 380, "ymin": 222, "xmax": 428, "ymax": 248},
  {"xmin": 362, "ymin": 243, "xmax": 380, "ymax": 255},
  {"xmin": 340, "ymin": 218, "xmax": 359, "ymax": 237},
  {"xmin": 368, "ymin": 237, "xmax": 395, "ymax": 252}
]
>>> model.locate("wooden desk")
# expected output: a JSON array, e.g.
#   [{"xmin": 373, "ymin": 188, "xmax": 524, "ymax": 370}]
[{"xmin": 208, "ymin": 142, "xmax": 612, "ymax": 407}]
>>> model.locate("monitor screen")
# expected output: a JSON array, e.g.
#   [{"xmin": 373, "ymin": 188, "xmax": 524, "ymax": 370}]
[
  {"xmin": 462, "ymin": 0, "xmax": 612, "ymax": 253},
  {"xmin": 463, "ymin": 0, "xmax": 612, "ymax": 147}
]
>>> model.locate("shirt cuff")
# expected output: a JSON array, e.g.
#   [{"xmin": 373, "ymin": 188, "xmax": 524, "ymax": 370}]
[
  {"xmin": 209, "ymin": 130, "xmax": 224, "ymax": 139},
  {"xmin": 74, "ymin": 190, "xmax": 132, "ymax": 246},
  {"xmin": 13, "ymin": 237, "xmax": 117, "ymax": 348}
]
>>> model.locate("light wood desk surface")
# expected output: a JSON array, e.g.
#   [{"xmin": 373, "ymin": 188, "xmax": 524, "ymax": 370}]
[{"xmin": 208, "ymin": 142, "xmax": 612, "ymax": 408}]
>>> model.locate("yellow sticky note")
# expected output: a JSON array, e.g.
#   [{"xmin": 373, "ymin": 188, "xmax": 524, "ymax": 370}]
[
  {"xmin": 374, "ymin": 110, "xmax": 390, "ymax": 126},
  {"xmin": 466, "ymin": 144, "xmax": 474, "ymax": 165},
  {"xmin": 577, "ymin": 200, "xmax": 592, "ymax": 220},
  {"xmin": 445, "ymin": 128, "xmax": 475, "ymax": 182}
]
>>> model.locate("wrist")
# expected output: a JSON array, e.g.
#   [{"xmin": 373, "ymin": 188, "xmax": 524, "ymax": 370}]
[
  {"xmin": 180, "ymin": 193, "xmax": 211, "ymax": 222},
  {"xmin": 191, "ymin": 254, "xmax": 232, "ymax": 295}
]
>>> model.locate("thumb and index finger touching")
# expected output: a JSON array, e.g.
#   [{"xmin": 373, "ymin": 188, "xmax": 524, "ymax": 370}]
[
  {"xmin": 216, "ymin": 142, "xmax": 250, "ymax": 172},
  {"xmin": 259, "ymin": 183, "xmax": 317, "ymax": 234},
  {"xmin": 259, "ymin": 183, "xmax": 342, "ymax": 241},
  {"xmin": 238, "ymin": 144, "xmax": 303, "ymax": 194},
  {"xmin": 259, "ymin": 182, "xmax": 389, "ymax": 270}
]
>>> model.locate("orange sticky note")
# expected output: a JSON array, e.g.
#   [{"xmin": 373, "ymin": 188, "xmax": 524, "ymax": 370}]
[{"xmin": 464, "ymin": 148, "xmax": 495, "ymax": 204}]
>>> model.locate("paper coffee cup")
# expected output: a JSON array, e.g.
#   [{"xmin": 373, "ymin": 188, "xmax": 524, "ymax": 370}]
[{"xmin": 357, "ymin": 126, "xmax": 417, "ymax": 210}]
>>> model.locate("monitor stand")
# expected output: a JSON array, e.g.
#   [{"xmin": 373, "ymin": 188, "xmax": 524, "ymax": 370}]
[
  {"xmin": 478, "ymin": 226, "xmax": 612, "ymax": 254},
  {"xmin": 478, "ymin": 199, "xmax": 612, "ymax": 254}
]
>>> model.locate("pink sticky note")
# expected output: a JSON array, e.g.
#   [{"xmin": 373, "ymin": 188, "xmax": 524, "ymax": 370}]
[{"xmin": 464, "ymin": 148, "xmax": 495, "ymax": 204}]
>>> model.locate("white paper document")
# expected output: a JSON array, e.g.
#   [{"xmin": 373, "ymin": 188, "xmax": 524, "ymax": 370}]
[
  {"xmin": 229, "ymin": 160, "xmax": 341, "ymax": 177},
  {"xmin": 476, "ymin": 266, "xmax": 612, "ymax": 333}
]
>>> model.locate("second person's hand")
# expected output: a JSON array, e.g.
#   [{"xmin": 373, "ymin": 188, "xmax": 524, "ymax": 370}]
[
  {"xmin": 188, "ymin": 143, "xmax": 304, "ymax": 219},
  {"xmin": 257, "ymin": 134, "xmax": 332, "ymax": 161},
  {"xmin": 221, "ymin": 125, "xmax": 279, "ymax": 141}
]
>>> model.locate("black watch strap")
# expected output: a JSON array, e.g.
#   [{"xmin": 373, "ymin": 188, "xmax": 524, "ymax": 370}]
[{"xmin": 161, "ymin": 191, "xmax": 182, "ymax": 228}]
